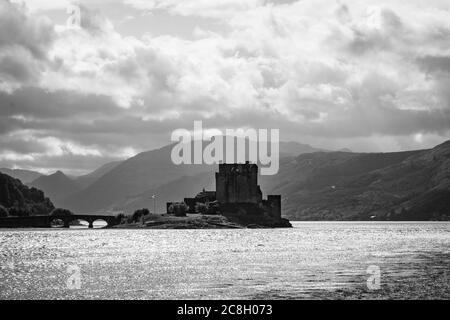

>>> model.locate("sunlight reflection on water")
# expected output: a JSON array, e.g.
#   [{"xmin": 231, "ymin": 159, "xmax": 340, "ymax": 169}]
[{"xmin": 0, "ymin": 222, "xmax": 449, "ymax": 299}]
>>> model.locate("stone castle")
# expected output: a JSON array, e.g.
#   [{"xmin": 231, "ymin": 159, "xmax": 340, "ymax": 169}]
[
  {"xmin": 215, "ymin": 162, "xmax": 281, "ymax": 219},
  {"xmin": 168, "ymin": 162, "xmax": 281, "ymax": 221}
]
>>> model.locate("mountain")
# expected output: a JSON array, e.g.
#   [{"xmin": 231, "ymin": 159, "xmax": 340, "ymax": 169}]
[
  {"xmin": 117, "ymin": 140, "xmax": 450, "ymax": 221},
  {"xmin": 0, "ymin": 172, "xmax": 54, "ymax": 216},
  {"xmin": 112, "ymin": 170, "xmax": 215, "ymax": 213},
  {"xmin": 0, "ymin": 168, "xmax": 42, "ymax": 184},
  {"xmin": 61, "ymin": 144, "xmax": 213, "ymax": 213},
  {"xmin": 279, "ymin": 141, "xmax": 327, "ymax": 156},
  {"xmin": 30, "ymin": 171, "xmax": 81, "ymax": 207},
  {"xmin": 110, "ymin": 142, "xmax": 336, "ymax": 214},
  {"xmin": 61, "ymin": 140, "xmax": 331, "ymax": 213},
  {"xmin": 75, "ymin": 160, "xmax": 122, "ymax": 189},
  {"xmin": 262, "ymin": 141, "xmax": 450, "ymax": 220},
  {"xmin": 279, "ymin": 141, "xmax": 354, "ymax": 156}
]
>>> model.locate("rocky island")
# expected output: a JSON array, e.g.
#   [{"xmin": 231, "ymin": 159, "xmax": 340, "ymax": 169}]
[{"xmin": 114, "ymin": 212, "xmax": 291, "ymax": 229}]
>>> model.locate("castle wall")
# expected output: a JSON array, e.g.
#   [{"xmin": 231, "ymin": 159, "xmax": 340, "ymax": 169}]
[{"xmin": 267, "ymin": 195, "xmax": 281, "ymax": 219}]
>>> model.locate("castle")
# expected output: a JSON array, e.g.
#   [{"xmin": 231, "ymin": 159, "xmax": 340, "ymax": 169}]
[
  {"xmin": 215, "ymin": 162, "xmax": 281, "ymax": 219},
  {"xmin": 168, "ymin": 162, "xmax": 281, "ymax": 220}
]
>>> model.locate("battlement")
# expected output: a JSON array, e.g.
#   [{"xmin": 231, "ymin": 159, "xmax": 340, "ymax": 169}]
[{"xmin": 217, "ymin": 161, "xmax": 258, "ymax": 174}]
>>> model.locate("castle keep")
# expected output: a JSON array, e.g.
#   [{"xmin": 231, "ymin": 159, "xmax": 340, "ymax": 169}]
[
  {"xmin": 215, "ymin": 162, "xmax": 281, "ymax": 219},
  {"xmin": 215, "ymin": 163, "xmax": 262, "ymax": 204}
]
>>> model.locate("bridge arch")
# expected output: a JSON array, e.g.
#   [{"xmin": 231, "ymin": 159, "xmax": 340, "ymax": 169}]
[
  {"xmin": 49, "ymin": 215, "xmax": 72, "ymax": 228},
  {"xmin": 48, "ymin": 214, "xmax": 118, "ymax": 228},
  {"xmin": 90, "ymin": 218, "xmax": 109, "ymax": 228}
]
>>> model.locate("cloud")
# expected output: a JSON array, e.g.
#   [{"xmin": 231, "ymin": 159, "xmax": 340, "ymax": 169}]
[
  {"xmin": 1, "ymin": 0, "xmax": 450, "ymax": 173},
  {"xmin": 0, "ymin": 0, "xmax": 55, "ymax": 91},
  {"xmin": 0, "ymin": 1, "xmax": 54, "ymax": 57},
  {"xmin": 124, "ymin": 0, "xmax": 265, "ymax": 19},
  {"xmin": 417, "ymin": 55, "xmax": 450, "ymax": 74}
]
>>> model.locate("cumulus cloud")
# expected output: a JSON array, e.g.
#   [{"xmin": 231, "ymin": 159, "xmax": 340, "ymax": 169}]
[
  {"xmin": 0, "ymin": 0, "xmax": 55, "ymax": 91},
  {"xmin": 124, "ymin": 0, "xmax": 265, "ymax": 19},
  {"xmin": 1, "ymin": 0, "xmax": 450, "ymax": 173}
]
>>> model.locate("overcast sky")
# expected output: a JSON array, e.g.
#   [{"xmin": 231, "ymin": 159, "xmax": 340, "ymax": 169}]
[{"xmin": 1, "ymin": 0, "xmax": 450, "ymax": 175}]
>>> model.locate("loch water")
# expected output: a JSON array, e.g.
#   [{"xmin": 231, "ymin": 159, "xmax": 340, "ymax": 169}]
[{"xmin": 0, "ymin": 222, "xmax": 449, "ymax": 299}]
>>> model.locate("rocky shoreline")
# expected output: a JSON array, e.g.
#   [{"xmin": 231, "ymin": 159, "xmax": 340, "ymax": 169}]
[{"xmin": 113, "ymin": 213, "xmax": 292, "ymax": 229}]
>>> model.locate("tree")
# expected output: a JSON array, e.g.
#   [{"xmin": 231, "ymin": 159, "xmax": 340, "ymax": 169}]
[
  {"xmin": 116, "ymin": 212, "xmax": 126, "ymax": 224},
  {"xmin": 132, "ymin": 208, "xmax": 150, "ymax": 222},
  {"xmin": 50, "ymin": 208, "xmax": 74, "ymax": 216},
  {"xmin": 169, "ymin": 203, "xmax": 187, "ymax": 216},
  {"xmin": 8, "ymin": 205, "xmax": 29, "ymax": 217},
  {"xmin": 0, "ymin": 205, "xmax": 8, "ymax": 217},
  {"xmin": 195, "ymin": 202, "xmax": 207, "ymax": 214}
]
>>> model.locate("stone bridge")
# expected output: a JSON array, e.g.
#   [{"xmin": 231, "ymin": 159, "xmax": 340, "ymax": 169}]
[
  {"xmin": 50, "ymin": 214, "xmax": 119, "ymax": 228},
  {"xmin": 0, "ymin": 214, "xmax": 120, "ymax": 228}
]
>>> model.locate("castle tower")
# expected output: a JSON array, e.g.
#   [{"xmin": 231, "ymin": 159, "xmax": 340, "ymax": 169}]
[{"xmin": 215, "ymin": 162, "xmax": 262, "ymax": 204}]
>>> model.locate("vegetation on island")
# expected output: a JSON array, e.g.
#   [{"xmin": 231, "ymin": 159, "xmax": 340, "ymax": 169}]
[
  {"xmin": 0, "ymin": 205, "xmax": 8, "ymax": 217},
  {"xmin": 50, "ymin": 208, "xmax": 74, "ymax": 216}
]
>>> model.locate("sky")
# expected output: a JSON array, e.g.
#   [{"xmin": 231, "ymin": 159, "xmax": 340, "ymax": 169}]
[{"xmin": 0, "ymin": 0, "xmax": 449, "ymax": 175}]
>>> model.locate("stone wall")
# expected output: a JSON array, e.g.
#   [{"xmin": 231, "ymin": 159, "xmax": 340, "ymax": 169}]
[{"xmin": 265, "ymin": 195, "xmax": 281, "ymax": 219}]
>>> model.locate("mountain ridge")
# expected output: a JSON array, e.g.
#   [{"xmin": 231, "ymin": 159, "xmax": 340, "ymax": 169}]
[
  {"xmin": 30, "ymin": 171, "xmax": 81, "ymax": 207},
  {"xmin": 75, "ymin": 160, "xmax": 123, "ymax": 189},
  {"xmin": 59, "ymin": 140, "xmax": 332, "ymax": 213},
  {"xmin": 265, "ymin": 141, "xmax": 450, "ymax": 220},
  {"xmin": 0, "ymin": 168, "xmax": 42, "ymax": 184}
]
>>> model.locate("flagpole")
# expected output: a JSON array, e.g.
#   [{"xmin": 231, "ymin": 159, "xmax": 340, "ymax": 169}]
[{"xmin": 152, "ymin": 194, "xmax": 156, "ymax": 214}]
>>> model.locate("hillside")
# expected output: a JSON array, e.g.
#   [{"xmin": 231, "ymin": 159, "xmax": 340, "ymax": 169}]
[
  {"xmin": 113, "ymin": 170, "xmax": 215, "ymax": 213},
  {"xmin": 0, "ymin": 168, "xmax": 42, "ymax": 184},
  {"xmin": 0, "ymin": 172, "xmax": 54, "ymax": 216},
  {"xmin": 264, "ymin": 141, "xmax": 450, "ymax": 220},
  {"xmin": 75, "ymin": 160, "xmax": 122, "ymax": 189},
  {"xmin": 30, "ymin": 171, "xmax": 81, "ymax": 207}
]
